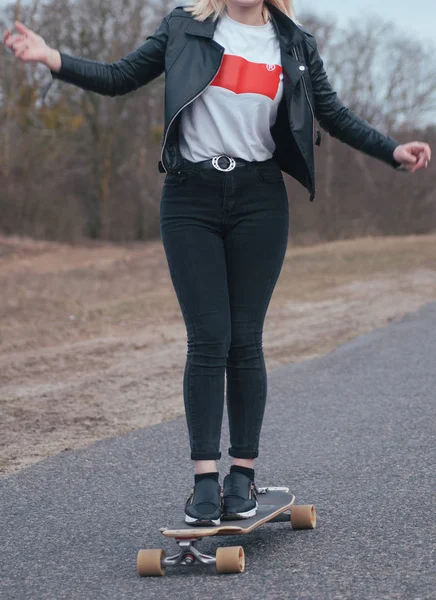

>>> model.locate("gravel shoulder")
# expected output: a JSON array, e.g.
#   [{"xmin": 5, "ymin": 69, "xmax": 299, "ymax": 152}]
[{"xmin": 1, "ymin": 233, "xmax": 436, "ymax": 476}]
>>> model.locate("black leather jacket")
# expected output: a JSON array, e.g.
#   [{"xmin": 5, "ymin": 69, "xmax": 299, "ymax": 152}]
[{"xmin": 50, "ymin": 2, "xmax": 403, "ymax": 201}]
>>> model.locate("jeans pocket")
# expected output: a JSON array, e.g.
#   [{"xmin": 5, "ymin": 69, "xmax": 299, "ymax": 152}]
[
  {"xmin": 164, "ymin": 172, "xmax": 188, "ymax": 187},
  {"xmin": 256, "ymin": 168, "xmax": 284, "ymax": 184}
]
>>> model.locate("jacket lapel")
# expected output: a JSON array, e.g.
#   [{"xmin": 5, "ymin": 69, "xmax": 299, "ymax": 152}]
[
  {"xmin": 185, "ymin": 2, "xmax": 304, "ymax": 47},
  {"xmin": 186, "ymin": 13, "xmax": 218, "ymax": 38},
  {"xmin": 185, "ymin": 2, "xmax": 307, "ymax": 91}
]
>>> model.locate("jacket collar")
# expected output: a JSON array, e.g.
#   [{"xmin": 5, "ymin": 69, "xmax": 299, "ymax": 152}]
[{"xmin": 186, "ymin": 2, "xmax": 304, "ymax": 50}]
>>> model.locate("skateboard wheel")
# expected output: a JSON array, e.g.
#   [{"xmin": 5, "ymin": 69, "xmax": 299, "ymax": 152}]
[
  {"xmin": 216, "ymin": 546, "xmax": 245, "ymax": 574},
  {"xmin": 290, "ymin": 505, "xmax": 316, "ymax": 529},
  {"xmin": 137, "ymin": 548, "xmax": 166, "ymax": 577}
]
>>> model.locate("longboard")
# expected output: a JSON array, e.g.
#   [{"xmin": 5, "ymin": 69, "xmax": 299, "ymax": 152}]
[{"xmin": 137, "ymin": 487, "xmax": 316, "ymax": 576}]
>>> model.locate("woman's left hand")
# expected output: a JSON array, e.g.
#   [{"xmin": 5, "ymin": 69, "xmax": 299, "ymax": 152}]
[{"xmin": 393, "ymin": 142, "xmax": 432, "ymax": 173}]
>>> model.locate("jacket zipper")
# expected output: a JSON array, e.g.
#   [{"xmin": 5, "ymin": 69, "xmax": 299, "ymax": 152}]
[
  {"xmin": 160, "ymin": 48, "xmax": 225, "ymax": 173},
  {"xmin": 293, "ymin": 47, "xmax": 321, "ymax": 147}
]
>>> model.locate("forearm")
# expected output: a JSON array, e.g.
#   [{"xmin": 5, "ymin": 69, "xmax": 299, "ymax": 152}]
[
  {"xmin": 46, "ymin": 51, "xmax": 127, "ymax": 97},
  {"xmin": 319, "ymin": 105, "xmax": 402, "ymax": 169},
  {"xmin": 305, "ymin": 30, "xmax": 402, "ymax": 169},
  {"xmin": 43, "ymin": 16, "xmax": 169, "ymax": 97},
  {"xmin": 42, "ymin": 48, "xmax": 117, "ymax": 97}
]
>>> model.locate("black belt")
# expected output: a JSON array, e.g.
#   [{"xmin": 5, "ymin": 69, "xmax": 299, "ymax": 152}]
[{"xmin": 177, "ymin": 154, "xmax": 276, "ymax": 173}]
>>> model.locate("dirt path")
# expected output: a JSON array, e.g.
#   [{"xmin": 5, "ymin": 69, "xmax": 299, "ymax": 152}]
[{"xmin": 1, "ymin": 233, "xmax": 436, "ymax": 476}]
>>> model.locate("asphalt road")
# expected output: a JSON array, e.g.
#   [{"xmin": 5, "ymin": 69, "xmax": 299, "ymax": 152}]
[{"xmin": 1, "ymin": 302, "xmax": 435, "ymax": 600}]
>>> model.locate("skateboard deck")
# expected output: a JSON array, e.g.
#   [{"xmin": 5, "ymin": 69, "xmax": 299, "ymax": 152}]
[
  {"xmin": 160, "ymin": 487, "xmax": 295, "ymax": 539},
  {"xmin": 137, "ymin": 487, "xmax": 316, "ymax": 576}
]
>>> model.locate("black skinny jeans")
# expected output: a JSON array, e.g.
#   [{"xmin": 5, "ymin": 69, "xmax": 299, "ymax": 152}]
[{"xmin": 160, "ymin": 157, "xmax": 289, "ymax": 461}]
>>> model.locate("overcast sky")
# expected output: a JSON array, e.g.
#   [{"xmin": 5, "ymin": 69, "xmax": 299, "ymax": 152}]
[{"xmin": 296, "ymin": 0, "xmax": 435, "ymax": 44}]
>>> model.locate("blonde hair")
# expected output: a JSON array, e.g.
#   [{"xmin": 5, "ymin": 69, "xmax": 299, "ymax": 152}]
[{"xmin": 183, "ymin": 0, "xmax": 300, "ymax": 25}]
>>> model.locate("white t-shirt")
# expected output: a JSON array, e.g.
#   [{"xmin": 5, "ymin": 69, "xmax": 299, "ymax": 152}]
[{"xmin": 179, "ymin": 12, "xmax": 284, "ymax": 162}]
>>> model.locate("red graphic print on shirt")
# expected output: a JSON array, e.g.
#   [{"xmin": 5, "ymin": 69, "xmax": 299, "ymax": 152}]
[{"xmin": 211, "ymin": 54, "xmax": 282, "ymax": 100}]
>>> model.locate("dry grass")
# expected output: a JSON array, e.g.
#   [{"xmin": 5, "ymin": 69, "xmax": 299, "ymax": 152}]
[{"xmin": 1, "ymin": 233, "xmax": 436, "ymax": 475}]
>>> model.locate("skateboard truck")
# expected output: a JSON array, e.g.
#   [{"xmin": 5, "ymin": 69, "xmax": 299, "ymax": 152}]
[
  {"xmin": 163, "ymin": 539, "xmax": 216, "ymax": 567},
  {"xmin": 137, "ymin": 539, "xmax": 244, "ymax": 576}
]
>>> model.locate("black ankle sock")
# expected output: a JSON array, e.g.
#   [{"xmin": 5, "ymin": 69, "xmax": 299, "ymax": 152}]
[
  {"xmin": 230, "ymin": 465, "xmax": 255, "ymax": 481},
  {"xmin": 194, "ymin": 472, "xmax": 219, "ymax": 484}
]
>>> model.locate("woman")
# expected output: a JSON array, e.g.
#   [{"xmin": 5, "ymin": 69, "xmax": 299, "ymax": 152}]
[{"xmin": 3, "ymin": 0, "xmax": 431, "ymax": 527}]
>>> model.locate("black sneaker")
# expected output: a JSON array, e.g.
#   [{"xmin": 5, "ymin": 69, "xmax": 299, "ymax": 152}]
[
  {"xmin": 222, "ymin": 471, "xmax": 258, "ymax": 520},
  {"xmin": 184, "ymin": 478, "xmax": 222, "ymax": 526}
]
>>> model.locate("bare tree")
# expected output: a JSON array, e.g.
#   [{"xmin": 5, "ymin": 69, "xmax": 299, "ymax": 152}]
[{"xmin": 1, "ymin": 4, "xmax": 435, "ymax": 242}]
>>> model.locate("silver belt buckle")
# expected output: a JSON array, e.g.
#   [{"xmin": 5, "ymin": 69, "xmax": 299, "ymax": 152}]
[{"xmin": 212, "ymin": 155, "xmax": 236, "ymax": 172}]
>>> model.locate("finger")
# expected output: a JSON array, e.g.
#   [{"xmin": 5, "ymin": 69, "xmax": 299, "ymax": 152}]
[
  {"xmin": 4, "ymin": 33, "xmax": 25, "ymax": 49},
  {"xmin": 3, "ymin": 30, "xmax": 12, "ymax": 46},
  {"xmin": 411, "ymin": 152, "xmax": 427, "ymax": 172},
  {"xmin": 409, "ymin": 142, "xmax": 431, "ymax": 158},
  {"xmin": 11, "ymin": 36, "xmax": 27, "ymax": 51},
  {"xmin": 411, "ymin": 143, "xmax": 431, "ymax": 164},
  {"xmin": 421, "ymin": 149, "xmax": 431, "ymax": 166},
  {"xmin": 409, "ymin": 145, "xmax": 423, "ymax": 158},
  {"xmin": 14, "ymin": 39, "xmax": 29, "ymax": 59},
  {"xmin": 15, "ymin": 47, "xmax": 28, "ymax": 60},
  {"xmin": 14, "ymin": 21, "xmax": 33, "ymax": 37},
  {"xmin": 401, "ymin": 150, "xmax": 418, "ymax": 165},
  {"xmin": 16, "ymin": 46, "xmax": 30, "ymax": 61}
]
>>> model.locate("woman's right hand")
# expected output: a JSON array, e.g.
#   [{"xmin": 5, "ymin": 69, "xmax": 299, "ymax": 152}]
[{"xmin": 3, "ymin": 20, "xmax": 60, "ymax": 70}]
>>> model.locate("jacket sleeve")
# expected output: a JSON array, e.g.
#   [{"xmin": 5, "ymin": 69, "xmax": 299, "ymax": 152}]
[
  {"xmin": 303, "ymin": 31, "xmax": 403, "ymax": 170},
  {"xmin": 49, "ymin": 16, "xmax": 169, "ymax": 97}
]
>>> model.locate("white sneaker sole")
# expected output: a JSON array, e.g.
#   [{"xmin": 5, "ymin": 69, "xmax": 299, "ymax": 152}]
[
  {"xmin": 224, "ymin": 501, "xmax": 258, "ymax": 519},
  {"xmin": 185, "ymin": 514, "xmax": 221, "ymax": 526}
]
